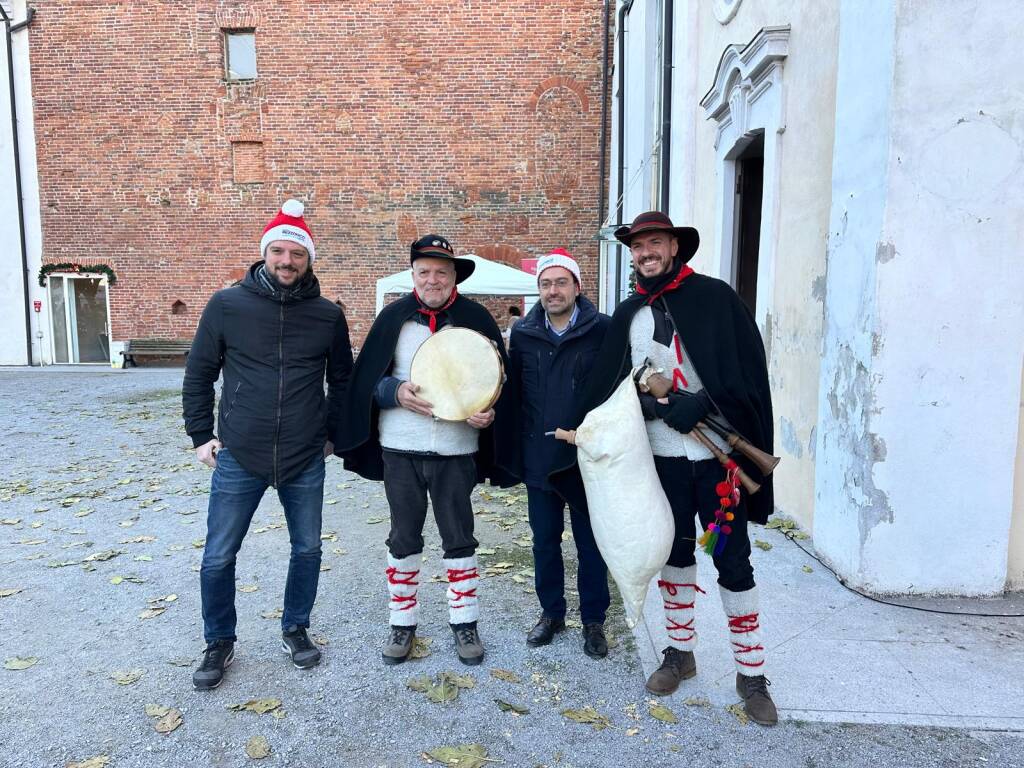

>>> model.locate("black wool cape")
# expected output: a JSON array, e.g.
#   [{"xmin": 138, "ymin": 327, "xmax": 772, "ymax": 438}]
[
  {"xmin": 549, "ymin": 273, "xmax": 776, "ymax": 524},
  {"xmin": 335, "ymin": 293, "xmax": 518, "ymax": 488}
]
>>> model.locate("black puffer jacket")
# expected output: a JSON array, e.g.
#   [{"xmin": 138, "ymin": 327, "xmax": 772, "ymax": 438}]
[{"xmin": 182, "ymin": 262, "xmax": 353, "ymax": 487}]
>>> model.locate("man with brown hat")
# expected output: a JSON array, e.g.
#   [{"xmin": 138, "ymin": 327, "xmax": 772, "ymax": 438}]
[
  {"xmin": 550, "ymin": 211, "xmax": 778, "ymax": 725},
  {"xmin": 337, "ymin": 235, "xmax": 516, "ymax": 667}
]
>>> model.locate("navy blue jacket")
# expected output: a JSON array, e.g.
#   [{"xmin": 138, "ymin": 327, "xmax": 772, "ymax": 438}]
[{"xmin": 507, "ymin": 295, "xmax": 610, "ymax": 490}]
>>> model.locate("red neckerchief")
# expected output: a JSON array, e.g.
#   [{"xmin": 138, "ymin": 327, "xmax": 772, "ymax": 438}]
[
  {"xmin": 635, "ymin": 262, "xmax": 694, "ymax": 305},
  {"xmin": 413, "ymin": 288, "xmax": 458, "ymax": 333}
]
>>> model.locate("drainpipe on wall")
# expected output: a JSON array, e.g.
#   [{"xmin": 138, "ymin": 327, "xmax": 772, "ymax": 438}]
[
  {"xmin": 2, "ymin": 4, "xmax": 37, "ymax": 365},
  {"xmin": 660, "ymin": 0, "xmax": 673, "ymax": 213},
  {"xmin": 614, "ymin": 0, "xmax": 630, "ymax": 304},
  {"xmin": 598, "ymin": 0, "xmax": 611, "ymax": 228}
]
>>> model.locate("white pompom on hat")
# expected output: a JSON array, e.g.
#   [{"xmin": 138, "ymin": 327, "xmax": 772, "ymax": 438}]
[
  {"xmin": 536, "ymin": 247, "xmax": 581, "ymax": 289},
  {"xmin": 260, "ymin": 198, "xmax": 316, "ymax": 262}
]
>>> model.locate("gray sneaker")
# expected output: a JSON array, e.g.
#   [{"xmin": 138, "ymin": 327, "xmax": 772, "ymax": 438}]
[
  {"xmin": 451, "ymin": 623, "xmax": 484, "ymax": 666},
  {"xmin": 281, "ymin": 626, "xmax": 321, "ymax": 669},
  {"xmin": 193, "ymin": 639, "xmax": 234, "ymax": 690},
  {"xmin": 382, "ymin": 625, "xmax": 416, "ymax": 665}
]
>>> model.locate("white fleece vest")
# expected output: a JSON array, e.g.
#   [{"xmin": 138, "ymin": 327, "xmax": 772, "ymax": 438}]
[
  {"xmin": 628, "ymin": 306, "xmax": 729, "ymax": 459},
  {"xmin": 378, "ymin": 321, "xmax": 479, "ymax": 456}
]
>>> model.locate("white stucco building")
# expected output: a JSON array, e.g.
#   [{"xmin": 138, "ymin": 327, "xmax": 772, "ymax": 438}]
[
  {"xmin": 602, "ymin": 0, "xmax": 1024, "ymax": 594},
  {"xmin": 0, "ymin": 0, "xmax": 44, "ymax": 366}
]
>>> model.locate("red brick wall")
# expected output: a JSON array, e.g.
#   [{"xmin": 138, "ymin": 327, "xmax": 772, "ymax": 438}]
[{"xmin": 29, "ymin": 1, "xmax": 607, "ymax": 345}]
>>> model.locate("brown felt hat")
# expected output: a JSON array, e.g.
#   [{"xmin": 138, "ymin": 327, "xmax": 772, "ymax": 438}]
[{"xmin": 614, "ymin": 211, "xmax": 700, "ymax": 263}]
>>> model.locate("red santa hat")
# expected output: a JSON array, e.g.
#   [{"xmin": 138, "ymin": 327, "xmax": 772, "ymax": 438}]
[
  {"xmin": 260, "ymin": 199, "xmax": 316, "ymax": 262},
  {"xmin": 536, "ymin": 248, "xmax": 581, "ymax": 288}
]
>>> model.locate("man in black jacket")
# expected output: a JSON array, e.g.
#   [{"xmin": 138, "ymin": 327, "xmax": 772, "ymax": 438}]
[
  {"xmin": 182, "ymin": 200, "xmax": 352, "ymax": 690},
  {"xmin": 507, "ymin": 249, "xmax": 611, "ymax": 658},
  {"xmin": 337, "ymin": 235, "xmax": 516, "ymax": 668},
  {"xmin": 551, "ymin": 211, "xmax": 778, "ymax": 725}
]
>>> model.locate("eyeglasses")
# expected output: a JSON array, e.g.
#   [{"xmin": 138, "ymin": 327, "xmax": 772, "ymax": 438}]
[{"xmin": 539, "ymin": 278, "xmax": 573, "ymax": 290}]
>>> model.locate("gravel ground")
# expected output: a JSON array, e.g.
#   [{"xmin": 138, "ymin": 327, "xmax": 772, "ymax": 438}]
[{"xmin": 1, "ymin": 368, "xmax": 1021, "ymax": 768}]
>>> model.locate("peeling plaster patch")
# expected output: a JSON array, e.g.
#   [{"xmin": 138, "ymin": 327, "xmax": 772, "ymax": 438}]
[
  {"xmin": 780, "ymin": 417, "xmax": 803, "ymax": 459},
  {"xmin": 829, "ymin": 344, "xmax": 893, "ymax": 544},
  {"xmin": 871, "ymin": 332, "xmax": 884, "ymax": 357},
  {"xmin": 808, "ymin": 425, "xmax": 816, "ymax": 460},
  {"xmin": 763, "ymin": 311, "xmax": 773, "ymax": 367},
  {"xmin": 876, "ymin": 241, "xmax": 896, "ymax": 264},
  {"xmin": 811, "ymin": 275, "xmax": 827, "ymax": 302}
]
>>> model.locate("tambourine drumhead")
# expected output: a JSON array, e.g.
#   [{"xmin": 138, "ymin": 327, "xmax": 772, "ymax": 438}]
[{"xmin": 409, "ymin": 327, "xmax": 503, "ymax": 422}]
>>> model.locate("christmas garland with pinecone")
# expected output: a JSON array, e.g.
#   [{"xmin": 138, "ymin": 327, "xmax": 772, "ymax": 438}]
[{"xmin": 38, "ymin": 263, "xmax": 117, "ymax": 287}]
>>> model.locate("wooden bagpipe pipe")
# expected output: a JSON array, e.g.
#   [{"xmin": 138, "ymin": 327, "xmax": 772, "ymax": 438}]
[{"xmin": 632, "ymin": 361, "xmax": 781, "ymax": 494}]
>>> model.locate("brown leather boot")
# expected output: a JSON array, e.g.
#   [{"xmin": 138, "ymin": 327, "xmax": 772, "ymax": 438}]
[
  {"xmin": 644, "ymin": 647, "xmax": 697, "ymax": 695},
  {"xmin": 736, "ymin": 673, "xmax": 778, "ymax": 726}
]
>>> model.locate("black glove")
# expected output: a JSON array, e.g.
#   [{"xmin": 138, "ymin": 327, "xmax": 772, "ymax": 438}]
[
  {"xmin": 654, "ymin": 390, "xmax": 712, "ymax": 435},
  {"xmin": 638, "ymin": 393, "xmax": 660, "ymax": 421}
]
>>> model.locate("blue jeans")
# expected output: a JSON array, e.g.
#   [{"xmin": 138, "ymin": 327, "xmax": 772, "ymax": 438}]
[
  {"xmin": 200, "ymin": 448, "xmax": 325, "ymax": 642},
  {"xmin": 527, "ymin": 485, "xmax": 610, "ymax": 625}
]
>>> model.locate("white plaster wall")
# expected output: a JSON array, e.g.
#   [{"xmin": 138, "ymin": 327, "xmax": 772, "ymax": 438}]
[
  {"xmin": 818, "ymin": 0, "xmax": 1024, "ymax": 594},
  {"xmin": 814, "ymin": 0, "xmax": 896, "ymax": 584},
  {"xmin": 864, "ymin": 0, "xmax": 1024, "ymax": 593},
  {"xmin": 683, "ymin": 1, "xmax": 839, "ymax": 530},
  {"xmin": 0, "ymin": 0, "xmax": 44, "ymax": 365}
]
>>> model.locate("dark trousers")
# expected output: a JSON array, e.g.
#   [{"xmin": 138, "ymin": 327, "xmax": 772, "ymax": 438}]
[
  {"xmin": 382, "ymin": 451, "xmax": 478, "ymax": 559},
  {"xmin": 201, "ymin": 448, "xmax": 324, "ymax": 642},
  {"xmin": 526, "ymin": 485, "xmax": 610, "ymax": 625},
  {"xmin": 654, "ymin": 455, "xmax": 755, "ymax": 592}
]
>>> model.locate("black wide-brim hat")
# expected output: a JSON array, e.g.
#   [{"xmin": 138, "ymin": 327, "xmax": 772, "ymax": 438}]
[
  {"xmin": 410, "ymin": 234, "xmax": 476, "ymax": 283},
  {"xmin": 614, "ymin": 211, "xmax": 700, "ymax": 263}
]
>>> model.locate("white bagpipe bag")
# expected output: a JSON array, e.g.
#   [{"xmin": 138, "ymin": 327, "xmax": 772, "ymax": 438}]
[{"xmin": 572, "ymin": 372, "xmax": 674, "ymax": 627}]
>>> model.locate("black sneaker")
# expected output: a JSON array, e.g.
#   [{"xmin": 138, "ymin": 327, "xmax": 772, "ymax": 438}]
[
  {"xmin": 193, "ymin": 639, "xmax": 234, "ymax": 690},
  {"xmin": 281, "ymin": 626, "xmax": 322, "ymax": 669}
]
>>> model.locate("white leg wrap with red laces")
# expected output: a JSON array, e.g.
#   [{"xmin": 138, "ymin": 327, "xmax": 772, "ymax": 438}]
[
  {"xmin": 720, "ymin": 584, "xmax": 766, "ymax": 675},
  {"xmin": 444, "ymin": 555, "xmax": 480, "ymax": 624},
  {"xmin": 386, "ymin": 553, "xmax": 420, "ymax": 627},
  {"xmin": 658, "ymin": 564, "xmax": 703, "ymax": 651}
]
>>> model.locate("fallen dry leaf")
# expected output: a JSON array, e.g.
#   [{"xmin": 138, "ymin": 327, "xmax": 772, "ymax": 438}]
[
  {"xmin": 0, "ymin": 588, "xmax": 24, "ymax": 598},
  {"xmin": 439, "ymin": 671, "xmax": 475, "ymax": 689},
  {"xmin": 495, "ymin": 699, "xmax": 529, "ymax": 715},
  {"xmin": 561, "ymin": 706, "xmax": 611, "ymax": 730},
  {"xmin": 423, "ymin": 743, "xmax": 493, "ymax": 768},
  {"xmin": 489, "ymin": 668, "xmax": 521, "ymax": 684},
  {"xmin": 753, "ymin": 539, "xmax": 772, "ymax": 551},
  {"xmin": 138, "ymin": 607, "xmax": 167, "ymax": 620},
  {"xmin": 227, "ymin": 698, "xmax": 283, "ymax": 715},
  {"xmin": 726, "ymin": 703, "xmax": 749, "ymax": 725},
  {"xmin": 4, "ymin": 656, "xmax": 39, "ymax": 670},
  {"xmin": 648, "ymin": 703, "xmax": 678, "ymax": 724},
  {"xmin": 111, "ymin": 668, "xmax": 145, "ymax": 685},
  {"xmin": 260, "ymin": 608, "xmax": 283, "ymax": 619},
  {"xmin": 245, "ymin": 735, "xmax": 272, "ymax": 759},
  {"xmin": 66, "ymin": 756, "xmax": 111, "ymax": 768},
  {"xmin": 626, "ymin": 727, "xmax": 640, "ymax": 736},
  {"xmin": 407, "ymin": 674, "xmax": 433, "ymax": 693},
  {"xmin": 144, "ymin": 703, "xmax": 172, "ymax": 717},
  {"xmin": 410, "ymin": 636, "xmax": 432, "ymax": 659},
  {"xmin": 238, "ymin": 584, "xmax": 259, "ymax": 593},
  {"xmin": 154, "ymin": 708, "xmax": 183, "ymax": 734}
]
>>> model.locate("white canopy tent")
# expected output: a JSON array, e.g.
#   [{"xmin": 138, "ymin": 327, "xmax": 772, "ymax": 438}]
[{"xmin": 374, "ymin": 254, "xmax": 539, "ymax": 315}]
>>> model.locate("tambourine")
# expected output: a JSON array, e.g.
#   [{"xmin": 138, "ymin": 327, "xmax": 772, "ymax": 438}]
[{"xmin": 409, "ymin": 327, "xmax": 504, "ymax": 422}]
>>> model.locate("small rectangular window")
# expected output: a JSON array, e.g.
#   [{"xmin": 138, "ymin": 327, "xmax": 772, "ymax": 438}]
[{"xmin": 224, "ymin": 30, "xmax": 257, "ymax": 81}]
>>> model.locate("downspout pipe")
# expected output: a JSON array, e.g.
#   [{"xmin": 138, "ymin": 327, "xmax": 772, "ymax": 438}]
[
  {"xmin": 660, "ymin": 0, "xmax": 673, "ymax": 213},
  {"xmin": 614, "ymin": 1, "xmax": 630, "ymax": 304},
  {"xmin": 598, "ymin": 0, "xmax": 610, "ymax": 228},
  {"xmin": 2, "ymin": 4, "xmax": 36, "ymax": 365}
]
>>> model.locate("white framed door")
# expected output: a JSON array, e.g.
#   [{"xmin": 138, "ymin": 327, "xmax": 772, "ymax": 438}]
[{"xmin": 46, "ymin": 275, "xmax": 111, "ymax": 364}]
